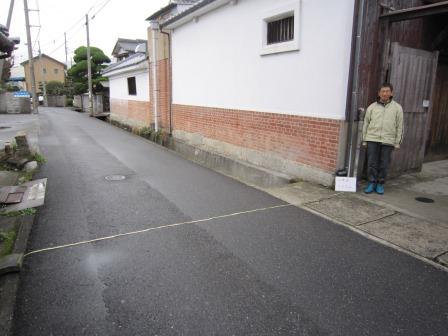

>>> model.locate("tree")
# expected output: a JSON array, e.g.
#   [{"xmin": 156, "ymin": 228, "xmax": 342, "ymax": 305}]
[
  {"xmin": 46, "ymin": 80, "xmax": 66, "ymax": 95},
  {"xmin": 67, "ymin": 46, "xmax": 110, "ymax": 95}
]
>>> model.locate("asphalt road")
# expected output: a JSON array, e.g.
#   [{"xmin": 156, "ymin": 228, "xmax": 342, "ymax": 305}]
[{"xmin": 12, "ymin": 108, "xmax": 448, "ymax": 335}]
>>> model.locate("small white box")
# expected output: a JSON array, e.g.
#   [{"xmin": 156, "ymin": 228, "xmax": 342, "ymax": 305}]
[{"xmin": 335, "ymin": 177, "xmax": 357, "ymax": 192}]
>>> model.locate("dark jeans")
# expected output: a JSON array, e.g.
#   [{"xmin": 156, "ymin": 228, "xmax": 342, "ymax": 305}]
[{"xmin": 367, "ymin": 141, "xmax": 394, "ymax": 184}]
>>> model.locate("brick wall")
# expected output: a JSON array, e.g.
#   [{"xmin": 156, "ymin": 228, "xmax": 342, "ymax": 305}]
[
  {"xmin": 149, "ymin": 58, "xmax": 171, "ymax": 130},
  {"xmin": 172, "ymin": 104, "xmax": 342, "ymax": 172},
  {"xmin": 158, "ymin": 58, "xmax": 171, "ymax": 130},
  {"xmin": 110, "ymin": 98, "xmax": 151, "ymax": 128}
]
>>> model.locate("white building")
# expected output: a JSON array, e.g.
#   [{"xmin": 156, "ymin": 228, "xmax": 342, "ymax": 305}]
[
  {"xmin": 153, "ymin": 0, "xmax": 355, "ymax": 185},
  {"xmin": 103, "ymin": 42, "xmax": 151, "ymax": 128}
]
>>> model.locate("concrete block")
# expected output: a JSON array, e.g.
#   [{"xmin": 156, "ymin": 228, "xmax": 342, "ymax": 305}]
[
  {"xmin": 23, "ymin": 161, "xmax": 38, "ymax": 172},
  {"xmin": 0, "ymin": 172, "xmax": 19, "ymax": 187},
  {"xmin": 172, "ymin": 130, "xmax": 335, "ymax": 187},
  {"xmin": 13, "ymin": 215, "xmax": 34, "ymax": 254},
  {"xmin": 267, "ymin": 182, "xmax": 338, "ymax": 205},
  {"xmin": 359, "ymin": 213, "xmax": 448, "ymax": 259},
  {"xmin": 306, "ymin": 194, "xmax": 395, "ymax": 226},
  {"xmin": 411, "ymin": 177, "xmax": 448, "ymax": 196},
  {"xmin": 0, "ymin": 254, "xmax": 23, "ymax": 275},
  {"xmin": 436, "ymin": 252, "xmax": 448, "ymax": 266},
  {"xmin": 168, "ymin": 138, "xmax": 291, "ymax": 188}
]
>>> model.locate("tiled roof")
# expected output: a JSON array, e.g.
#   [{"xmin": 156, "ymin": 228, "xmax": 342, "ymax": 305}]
[
  {"xmin": 102, "ymin": 53, "xmax": 147, "ymax": 75},
  {"xmin": 146, "ymin": 0, "xmax": 202, "ymax": 22},
  {"xmin": 160, "ymin": 0, "xmax": 216, "ymax": 27},
  {"xmin": 112, "ymin": 38, "xmax": 147, "ymax": 56}
]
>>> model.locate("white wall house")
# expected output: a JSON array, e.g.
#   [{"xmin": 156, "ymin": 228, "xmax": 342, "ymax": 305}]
[
  {"xmin": 103, "ymin": 52, "xmax": 151, "ymax": 128},
  {"xmin": 156, "ymin": 0, "xmax": 356, "ymax": 185},
  {"xmin": 170, "ymin": 0, "xmax": 355, "ymax": 120}
]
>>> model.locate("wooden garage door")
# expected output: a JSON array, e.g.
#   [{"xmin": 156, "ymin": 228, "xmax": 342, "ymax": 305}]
[{"xmin": 388, "ymin": 42, "xmax": 438, "ymax": 174}]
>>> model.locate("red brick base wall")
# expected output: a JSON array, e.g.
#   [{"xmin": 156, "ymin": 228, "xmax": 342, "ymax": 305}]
[
  {"xmin": 149, "ymin": 59, "xmax": 171, "ymax": 130},
  {"xmin": 172, "ymin": 104, "xmax": 343, "ymax": 172},
  {"xmin": 110, "ymin": 98, "xmax": 151, "ymax": 127}
]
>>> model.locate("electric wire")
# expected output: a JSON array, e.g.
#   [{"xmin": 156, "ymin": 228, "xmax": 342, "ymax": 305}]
[{"xmin": 39, "ymin": 0, "xmax": 114, "ymax": 57}]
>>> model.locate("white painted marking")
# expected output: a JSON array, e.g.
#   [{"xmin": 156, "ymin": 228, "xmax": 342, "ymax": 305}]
[{"xmin": 24, "ymin": 204, "xmax": 291, "ymax": 258}]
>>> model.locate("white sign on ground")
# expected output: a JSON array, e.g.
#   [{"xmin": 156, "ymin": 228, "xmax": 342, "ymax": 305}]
[{"xmin": 335, "ymin": 177, "xmax": 357, "ymax": 192}]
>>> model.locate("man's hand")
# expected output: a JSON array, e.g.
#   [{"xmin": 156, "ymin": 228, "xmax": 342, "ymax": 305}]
[
  {"xmin": 394, "ymin": 144, "xmax": 400, "ymax": 150},
  {"xmin": 362, "ymin": 142, "xmax": 367, "ymax": 147}
]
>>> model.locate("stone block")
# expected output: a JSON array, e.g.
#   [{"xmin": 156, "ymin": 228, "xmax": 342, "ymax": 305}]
[
  {"xmin": 360, "ymin": 213, "xmax": 448, "ymax": 259},
  {"xmin": 306, "ymin": 194, "xmax": 395, "ymax": 226}
]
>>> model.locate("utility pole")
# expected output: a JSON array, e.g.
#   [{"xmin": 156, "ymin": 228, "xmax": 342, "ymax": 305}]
[
  {"xmin": 85, "ymin": 14, "xmax": 93, "ymax": 116},
  {"xmin": 38, "ymin": 41, "xmax": 47, "ymax": 106},
  {"xmin": 6, "ymin": 0, "xmax": 15, "ymax": 29},
  {"xmin": 64, "ymin": 32, "xmax": 68, "ymax": 69},
  {"xmin": 23, "ymin": 0, "xmax": 38, "ymax": 113}
]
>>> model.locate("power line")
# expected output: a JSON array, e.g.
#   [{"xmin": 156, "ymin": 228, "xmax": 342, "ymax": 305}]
[
  {"xmin": 91, "ymin": 0, "xmax": 112, "ymax": 20},
  {"xmin": 47, "ymin": 21, "xmax": 85, "ymax": 56},
  {"xmin": 38, "ymin": 0, "xmax": 112, "ymax": 49}
]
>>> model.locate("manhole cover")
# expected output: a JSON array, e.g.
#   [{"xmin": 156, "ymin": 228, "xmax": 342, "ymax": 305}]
[
  {"xmin": 415, "ymin": 197, "xmax": 435, "ymax": 203},
  {"xmin": 105, "ymin": 175, "xmax": 126, "ymax": 181},
  {"xmin": 0, "ymin": 126, "xmax": 11, "ymax": 130}
]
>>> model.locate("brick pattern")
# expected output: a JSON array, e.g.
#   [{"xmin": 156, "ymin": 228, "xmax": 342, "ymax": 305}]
[
  {"xmin": 172, "ymin": 105, "xmax": 342, "ymax": 172},
  {"xmin": 149, "ymin": 58, "xmax": 171, "ymax": 130},
  {"xmin": 110, "ymin": 98, "xmax": 152, "ymax": 126}
]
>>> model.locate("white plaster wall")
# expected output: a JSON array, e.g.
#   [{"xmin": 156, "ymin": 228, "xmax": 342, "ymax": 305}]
[
  {"xmin": 109, "ymin": 69, "xmax": 150, "ymax": 102},
  {"xmin": 171, "ymin": 0, "xmax": 355, "ymax": 120}
]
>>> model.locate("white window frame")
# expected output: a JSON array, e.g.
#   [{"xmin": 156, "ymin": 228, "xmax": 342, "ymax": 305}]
[{"xmin": 260, "ymin": 1, "xmax": 301, "ymax": 56}]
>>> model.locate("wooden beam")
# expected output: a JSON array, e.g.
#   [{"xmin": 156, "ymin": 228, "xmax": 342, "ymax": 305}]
[{"xmin": 380, "ymin": 1, "xmax": 448, "ymax": 22}]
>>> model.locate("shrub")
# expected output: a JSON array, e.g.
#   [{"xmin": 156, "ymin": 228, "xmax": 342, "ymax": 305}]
[
  {"xmin": 140, "ymin": 127, "xmax": 152, "ymax": 139},
  {"xmin": 66, "ymin": 97, "xmax": 73, "ymax": 106}
]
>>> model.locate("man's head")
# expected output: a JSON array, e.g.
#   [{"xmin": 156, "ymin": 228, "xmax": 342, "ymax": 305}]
[{"xmin": 378, "ymin": 83, "xmax": 393, "ymax": 102}]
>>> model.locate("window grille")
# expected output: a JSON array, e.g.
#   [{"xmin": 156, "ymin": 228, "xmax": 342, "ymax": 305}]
[{"xmin": 267, "ymin": 16, "xmax": 294, "ymax": 45}]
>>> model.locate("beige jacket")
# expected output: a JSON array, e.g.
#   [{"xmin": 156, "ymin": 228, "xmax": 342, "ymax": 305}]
[{"xmin": 362, "ymin": 99, "xmax": 404, "ymax": 146}]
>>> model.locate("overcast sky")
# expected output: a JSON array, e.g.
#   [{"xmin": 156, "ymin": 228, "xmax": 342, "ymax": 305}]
[{"xmin": 1, "ymin": 0, "xmax": 167, "ymax": 67}]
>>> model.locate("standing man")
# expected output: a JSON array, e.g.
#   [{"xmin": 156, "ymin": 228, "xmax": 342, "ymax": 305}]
[{"xmin": 362, "ymin": 83, "xmax": 404, "ymax": 195}]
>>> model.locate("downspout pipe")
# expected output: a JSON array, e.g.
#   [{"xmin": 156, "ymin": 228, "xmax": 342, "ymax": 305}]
[
  {"xmin": 160, "ymin": 29, "xmax": 173, "ymax": 135},
  {"xmin": 150, "ymin": 20, "xmax": 159, "ymax": 132},
  {"xmin": 343, "ymin": 0, "xmax": 366, "ymax": 177}
]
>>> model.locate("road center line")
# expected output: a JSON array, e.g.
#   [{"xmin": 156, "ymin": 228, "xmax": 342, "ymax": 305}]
[{"xmin": 24, "ymin": 204, "xmax": 291, "ymax": 258}]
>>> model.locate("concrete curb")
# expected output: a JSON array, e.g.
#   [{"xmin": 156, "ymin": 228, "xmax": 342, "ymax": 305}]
[{"xmin": 0, "ymin": 214, "xmax": 36, "ymax": 335}]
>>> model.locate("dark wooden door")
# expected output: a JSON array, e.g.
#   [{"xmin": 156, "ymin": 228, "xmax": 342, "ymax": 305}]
[{"xmin": 388, "ymin": 43, "xmax": 439, "ymax": 174}]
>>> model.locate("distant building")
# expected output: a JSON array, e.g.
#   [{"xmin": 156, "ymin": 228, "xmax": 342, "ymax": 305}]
[
  {"xmin": 103, "ymin": 1, "xmax": 199, "ymax": 129},
  {"xmin": 20, "ymin": 54, "xmax": 65, "ymax": 94},
  {"xmin": 6, "ymin": 65, "xmax": 26, "ymax": 90},
  {"xmin": 103, "ymin": 40, "xmax": 149, "ymax": 127},
  {"xmin": 111, "ymin": 38, "xmax": 148, "ymax": 62}
]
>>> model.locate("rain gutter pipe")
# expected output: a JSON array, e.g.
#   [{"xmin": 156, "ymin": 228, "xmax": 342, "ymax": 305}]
[
  {"xmin": 345, "ymin": 0, "xmax": 365, "ymax": 177},
  {"xmin": 160, "ymin": 29, "xmax": 173, "ymax": 135},
  {"xmin": 150, "ymin": 20, "xmax": 159, "ymax": 132}
]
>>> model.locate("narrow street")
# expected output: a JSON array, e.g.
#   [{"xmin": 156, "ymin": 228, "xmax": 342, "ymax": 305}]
[{"xmin": 13, "ymin": 108, "xmax": 448, "ymax": 335}]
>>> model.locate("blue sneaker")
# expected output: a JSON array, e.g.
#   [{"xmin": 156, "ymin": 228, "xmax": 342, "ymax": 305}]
[
  {"xmin": 364, "ymin": 182, "xmax": 376, "ymax": 194},
  {"xmin": 375, "ymin": 184, "xmax": 384, "ymax": 195}
]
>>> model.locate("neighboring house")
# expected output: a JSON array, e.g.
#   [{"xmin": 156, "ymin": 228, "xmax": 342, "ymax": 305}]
[
  {"xmin": 103, "ymin": 1, "xmax": 200, "ymax": 129},
  {"xmin": 6, "ymin": 65, "xmax": 26, "ymax": 90},
  {"xmin": 20, "ymin": 54, "xmax": 65, "ymax": 94},
  {"xmin": 103, "ymin": 42, "xmax": 150, "ymax": 128},
  {"xmin": 111, "ymin": 38, "xmax": 148, "ymax": 62},
  {"xmin": 144, "ymin": 0, "xmax": 448, "ymax": 186}
]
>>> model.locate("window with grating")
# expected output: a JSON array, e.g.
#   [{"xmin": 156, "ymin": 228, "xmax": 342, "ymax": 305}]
[
  {"xmin": 267, "ymin": 16, "xmax": 294, "ymax": 45},
  {"xmin": 127, "ymin": 77, "xmax": 137, "ymax": 95}
]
